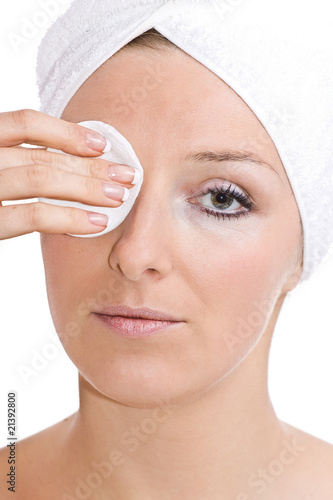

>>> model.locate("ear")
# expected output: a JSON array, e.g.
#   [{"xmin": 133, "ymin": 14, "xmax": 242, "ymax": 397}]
[{"xmin": 280, "ymin": 251, "xmax": 304, "ymax": 295}]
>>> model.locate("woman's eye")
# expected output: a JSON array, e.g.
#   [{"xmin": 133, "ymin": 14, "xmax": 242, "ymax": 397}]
[
  {"xmin": 187, "ymin": 183, "xmax": 254, "ymax": 221},
  {"xmin": 202, "ymin": 190, "xmax": 241, "ymax": 211}
]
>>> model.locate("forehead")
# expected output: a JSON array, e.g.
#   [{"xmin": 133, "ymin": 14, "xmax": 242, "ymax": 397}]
[{"xmin": 61, "ymin": 48, "xmax": 283, "ymax": 173}]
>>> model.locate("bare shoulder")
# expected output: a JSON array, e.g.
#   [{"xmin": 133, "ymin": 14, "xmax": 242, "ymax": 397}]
[
  {"xmin": 279, "ymin": 421, "xmax": 333, "ymax": 499},
  {"xmin": 0, "ymin": 413, "xmax": 76, "ymax": 499}
]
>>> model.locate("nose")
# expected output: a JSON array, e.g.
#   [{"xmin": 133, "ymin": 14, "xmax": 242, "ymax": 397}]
[{"xmin": 108, "ymin": 185, "xmax": 173, "ymax": 281}]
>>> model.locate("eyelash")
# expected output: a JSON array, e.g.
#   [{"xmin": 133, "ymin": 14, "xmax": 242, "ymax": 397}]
[{"xmin": 190, "ymin": 182, "xmax": 254, "ymax": 221}]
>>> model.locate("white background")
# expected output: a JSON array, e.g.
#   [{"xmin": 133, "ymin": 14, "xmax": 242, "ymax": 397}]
[{"xmin": 0, "ymin": 0, "xmax": 333, "ymax": 447}]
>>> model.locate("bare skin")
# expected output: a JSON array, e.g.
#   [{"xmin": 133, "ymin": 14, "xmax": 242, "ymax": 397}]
[{"xmin": 1, "ymin": 48, "xmax": 332, "ymax": 499}]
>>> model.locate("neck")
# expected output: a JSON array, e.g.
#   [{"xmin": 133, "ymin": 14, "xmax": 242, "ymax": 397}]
[{"xmin": 60, "ymin": 305, "xmax": 297, "ymax": 500}]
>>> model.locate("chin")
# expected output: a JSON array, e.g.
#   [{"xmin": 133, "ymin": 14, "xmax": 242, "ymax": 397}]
[{"xmin": 74, "ymin": 343, "xmax": 245, "ymax": 411}]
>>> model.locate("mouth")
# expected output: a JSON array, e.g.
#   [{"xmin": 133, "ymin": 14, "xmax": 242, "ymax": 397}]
[{"xmin": 93, "ymin": 305, "xmax": 184, "ymax": 338}]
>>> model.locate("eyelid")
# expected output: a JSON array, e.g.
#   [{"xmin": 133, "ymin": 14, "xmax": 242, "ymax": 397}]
[
  {"xmin": 186, "ymin": 178, "xmax": 252, "ymax": 203},
  {"xmin": 186, "ymin": 179, "xmax": 255, "ymax": 222}
]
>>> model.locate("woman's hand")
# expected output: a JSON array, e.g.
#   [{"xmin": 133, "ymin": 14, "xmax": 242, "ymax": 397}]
[{"xmin": 0, "ymin": 109, "xmax": 137, "ymax": 239}]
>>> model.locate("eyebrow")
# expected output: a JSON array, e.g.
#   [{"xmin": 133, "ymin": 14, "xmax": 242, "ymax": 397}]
[{"xmin": 184, "ymin": 150, "xmax": 279, "ymax": 175}]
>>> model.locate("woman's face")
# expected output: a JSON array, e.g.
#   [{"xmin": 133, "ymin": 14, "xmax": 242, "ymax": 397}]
[{"xmin": 40, "ymin": 47, "xmax": 302, "ymax": 407}]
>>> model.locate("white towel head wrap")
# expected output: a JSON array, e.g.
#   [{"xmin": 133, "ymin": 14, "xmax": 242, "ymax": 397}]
[{"xmin": 36, "ymin": 0, "xmax": 333, "ymax": 286}]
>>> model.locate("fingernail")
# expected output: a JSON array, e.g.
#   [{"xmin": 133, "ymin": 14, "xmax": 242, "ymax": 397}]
[
  {"xmin": 102, "ymin": 138, "xmax": 112, "ymax": 153},
  {"xmin": 102, "ymin": 182, "xmax": 129, "ymax": 202},
  {"xmin": 88, "ymin": 212, "xmax": 109, "ymax": 227},
  {"xmin": 107, "ymin": 164, "xmax": 141, "ymax": 185},
  {"xmin": 86, "ymin": 131, "xmax": 111, "ymax": 153}
]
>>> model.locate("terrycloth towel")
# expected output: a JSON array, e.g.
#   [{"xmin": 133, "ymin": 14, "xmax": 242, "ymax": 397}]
[
  {"xmin": 36, "ymin": 0, "xmax": 333, "ymax": 284},
  {"xmin": 39, "ymin": 121, "xmax": 144, "ymax": 237}
]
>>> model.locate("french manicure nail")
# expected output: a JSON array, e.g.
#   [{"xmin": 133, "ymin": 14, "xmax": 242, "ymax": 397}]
[
  {"xmin": 107, "ymin": 165, "xmax": 140, "ymax": 185},
  {"xmin": 102, "ymin": 182, "xmax": 129, "ymax": 202},
  {"xmin": 88, "ymin": 212, "xmax": 108, "ymax": 227},
  {"xmin": 102, "ymin": 138, "xmax": 112, "ymax": 153},
  {"xmin": 86, "ymin": 131, "xmax": 111, "ymax": 152}
]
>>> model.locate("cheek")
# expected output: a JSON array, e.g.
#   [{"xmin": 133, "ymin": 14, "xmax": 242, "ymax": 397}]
[
  {"xmin": 183, "ymin": 217, "xmax": 297, "ymax": 371},
  {"xmin": 42, "ymin": 235, "xmax": 81, "ymax": 305},
  {"xmin": 40, "ymin": 235, "xmax": 103, "ymax": 338}
]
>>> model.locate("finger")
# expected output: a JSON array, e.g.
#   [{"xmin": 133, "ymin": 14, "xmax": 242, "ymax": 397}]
[
  {"xmin": 0, "ymin": 147, "xmax": 138, "ymax": 186},
  {"xmin": 0, "ymin": 202, "xmax": 109, "ymax": 239},
  {"xmin": 0, "ymin": 109, "xmax": 111, "ymax": 157},
  {"xmin": 0, "ymin": 164, "xmax": 132, "ymax": 206}
]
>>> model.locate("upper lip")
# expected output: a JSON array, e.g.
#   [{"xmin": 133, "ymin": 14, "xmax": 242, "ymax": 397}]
[{"xmin": 94, "ymin": 305, "xmax": 182, "ymax": 322}]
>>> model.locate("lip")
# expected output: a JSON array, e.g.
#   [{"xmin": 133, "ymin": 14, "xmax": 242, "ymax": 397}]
[
  {"xmin": 94, "ymin": 305, "xmax": 181, "ymax": 322},
  {"xmin": 93, "ymin": 305, "xmax": 184, "ymax": 338}
]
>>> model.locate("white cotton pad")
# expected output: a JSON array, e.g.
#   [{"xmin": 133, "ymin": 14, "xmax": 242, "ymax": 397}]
[{"xmin": 38, "ymin": 120, "xmax": 144, "ymax": 237}]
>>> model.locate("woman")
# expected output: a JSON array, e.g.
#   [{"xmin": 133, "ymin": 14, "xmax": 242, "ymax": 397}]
[{"xmin": 1, "ymin": 0, "xmax": 333, "ymax": 498}]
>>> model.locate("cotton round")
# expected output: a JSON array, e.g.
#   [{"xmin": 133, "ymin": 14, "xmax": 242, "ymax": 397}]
[
  {"xmin": 38, "ymin": 120, "xmax": 144, "ymax": 237},
  {"xmin": 36, "ymin": 0, "xmax": 333, "ymax": 284}
]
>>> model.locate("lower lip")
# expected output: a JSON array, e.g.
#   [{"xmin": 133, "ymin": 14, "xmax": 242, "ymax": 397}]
[{"xmin": 94, "ymin": 314, "xmax": 181, "ymax": 338}]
